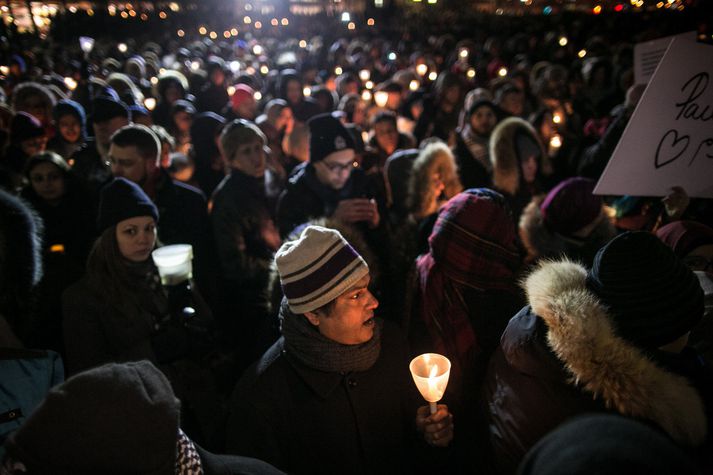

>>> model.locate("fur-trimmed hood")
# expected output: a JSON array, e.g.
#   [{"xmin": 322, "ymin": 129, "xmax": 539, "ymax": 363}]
[
  {"xmin": 525, "ymin": 259, "xmax": 707, "ymax": 447},
  {"xmin": 407, "ymin": 142, "xmax": 463, "ymax": 219},
  {"xmin": 490, "ymin": 117, "xmax": 550, "ymax": 196},
  {"xmin": 519, "ymin": 197, "xmax": 617, "ymax": 266}
]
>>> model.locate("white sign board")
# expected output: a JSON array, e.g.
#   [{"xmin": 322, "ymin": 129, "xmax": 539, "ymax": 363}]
[
  {"xmin": 633, "ymin": 32, "xmax": 696, "ymax": 85},
  {"xmin": 595, "ymin": 38, "xmax": 713, "ymax": 198}
]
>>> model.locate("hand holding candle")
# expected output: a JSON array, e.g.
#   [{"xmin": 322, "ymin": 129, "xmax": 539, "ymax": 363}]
[{"xmin": 411, "ymin": 353, "xmax": 454, "ymax": 447}]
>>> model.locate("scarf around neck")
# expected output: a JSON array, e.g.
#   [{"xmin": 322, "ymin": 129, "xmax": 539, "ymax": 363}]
[{"xmin": 279, "ymin": 299, "xmax": 382, "ymax": 373}]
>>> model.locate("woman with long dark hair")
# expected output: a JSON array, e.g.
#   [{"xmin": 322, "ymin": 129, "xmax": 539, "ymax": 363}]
[{"xmin": 62, "ymin": 178, "xmax": 221, "ymax": 445}]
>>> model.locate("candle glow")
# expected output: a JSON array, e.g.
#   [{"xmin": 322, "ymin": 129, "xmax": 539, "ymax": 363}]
[{"xmin": 409, "ymin": 353, "xmax": 451, "ymax": 414}]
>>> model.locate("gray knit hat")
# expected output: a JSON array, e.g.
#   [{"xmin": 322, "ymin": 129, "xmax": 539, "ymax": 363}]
[{"xmin": 275, "ymin": 225, "xmax": 369, "ymax": 314}]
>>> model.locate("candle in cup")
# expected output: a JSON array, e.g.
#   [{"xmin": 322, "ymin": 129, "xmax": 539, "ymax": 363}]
[
  {"xmin": 409, "ymin": 353, "xmax": 451, "ymax": 414},
  {"xmin": 151, "ymin": 244, "xmax": 194, "ymax": 285}
]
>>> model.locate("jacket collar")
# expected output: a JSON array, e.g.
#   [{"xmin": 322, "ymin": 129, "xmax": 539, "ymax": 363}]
[{"xmin": 276, "ymin": 338, "xmax": 344, "ymax": 399}]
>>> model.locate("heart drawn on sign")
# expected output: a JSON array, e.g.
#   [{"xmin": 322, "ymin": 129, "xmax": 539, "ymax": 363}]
[{"xmin": 655, "ymin": 129, "xmax": 690, "ymax": 169}]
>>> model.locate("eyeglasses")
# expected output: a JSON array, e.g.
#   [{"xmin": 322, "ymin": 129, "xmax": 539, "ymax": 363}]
[
  {"xmin": 322, "ymin": 160, "xmax": 359, "ymax": 173},
  {"xmin": 682, "ymin": 255, "xmax": 713, "ymax": 272}
]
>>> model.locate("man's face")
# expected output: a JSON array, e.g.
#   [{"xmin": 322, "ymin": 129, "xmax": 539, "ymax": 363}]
[
  {"xmin": 374, "ymin": 120, "xmax": 399, "ymax": 156},
  {"xmin": 305, "ymin": 274, "xmax": 379, "ymax": 345},
  {"xmin": 109, "ymin": 143, "xmax": 154, "ymax": 186},
  {"xmin": 94, "ymin": 116, "xmax": 129, "ymax": 157},
  {"xmin": 234, "ymin": 96, "xmax": 257, "ymax": 120},
  {"xmin": 313, "ymin": 149, "xmax": 357, "ymax": 190},
  {"xmin": 229, "ymin": 138, "xmax": 266, "ymax": 178}
]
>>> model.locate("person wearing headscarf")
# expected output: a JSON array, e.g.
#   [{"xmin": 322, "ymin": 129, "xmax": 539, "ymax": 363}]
[
  {"xmin": 409, "ymin": 189, "xmax": 524, "ymax": 415},
  {"xmin": 483, "ymin": 232, "xmax": 712, "ymax": 474}
]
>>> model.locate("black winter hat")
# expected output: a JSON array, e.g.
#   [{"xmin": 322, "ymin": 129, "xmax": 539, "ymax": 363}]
[
  {"xmin": 10, "ymin": 112, "xmax": 45, "ymax": 143},
  {"xmin": 4, "ymin": 361, "xmax": 180, "ymax": 475},
  {"xmin": 586, "ymin": 231, "xmax": 704, "ymax": 348},
  {"xmin": 91, "ymin": 94, "xmax": 129, "ymax": 123},
  {"xmin": 518, "ymin": 414, "xmax": 698, "ymax": 475},
  {"xmin": 97, "ymin": 177, "xmax": 158, "ymax": 232},
  {"xmin": 308, "ymin": 112, "xmax": 355, "ymax": 163}
]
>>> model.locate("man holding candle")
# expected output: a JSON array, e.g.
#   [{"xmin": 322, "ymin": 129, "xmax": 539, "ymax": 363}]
[{"xmin": 226, "ymin": 225, "xmax": 454, "ymax": 475}]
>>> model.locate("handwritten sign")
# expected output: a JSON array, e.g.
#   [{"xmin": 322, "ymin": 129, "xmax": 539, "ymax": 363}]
[
  {"xmin": 595, "ymin": 38, "xmax": 713, "ymax": 198},
  {"xmin": 633, "ymin": 32, "xmax": 696, "ymax": 85}
]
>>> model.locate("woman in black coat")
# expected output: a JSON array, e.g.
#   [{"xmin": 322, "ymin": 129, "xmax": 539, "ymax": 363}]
[{"xmin": 62, "ymin": 177, "xmax": 221, "ymax": 446}]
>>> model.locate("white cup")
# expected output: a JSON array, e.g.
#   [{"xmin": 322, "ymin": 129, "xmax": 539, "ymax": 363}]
[{"xmin": 151, "ymin": 244, "xmax": 193, "ymax": 285}]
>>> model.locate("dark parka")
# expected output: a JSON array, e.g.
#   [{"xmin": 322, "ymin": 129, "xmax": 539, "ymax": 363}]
[
  {"xmin": 483, "ymin": 260, "xmax": 710, "ymax": 474},
  {"xmin": 226, "ymin": 321, "xmax": 425, "ymax": 475},
  {"xmin": 210, "ymin": 169, "xmax": 279, "ymax": 352}
]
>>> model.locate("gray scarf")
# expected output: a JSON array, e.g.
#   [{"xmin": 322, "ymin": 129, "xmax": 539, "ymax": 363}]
[{"xmin": 279, "ymin": 299, "xmax": 382, "ymax": 373}]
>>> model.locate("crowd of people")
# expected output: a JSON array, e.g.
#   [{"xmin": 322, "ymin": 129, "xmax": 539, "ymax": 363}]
[{"xmin": 0, "ymin": 6, "xmax": 712, "ymax": 474}]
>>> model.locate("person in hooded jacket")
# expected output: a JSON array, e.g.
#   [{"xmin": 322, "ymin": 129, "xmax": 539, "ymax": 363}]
[
  {"xmin": 489, "ymin": 117, "xmax": 553, "ymax": 223},
  {"xmin": 47, "ymin": 100, "xmax": 86, "ymax": 160},
  {"xmin": 483, "ymin": 232, "xmax": 712, "ymax": 474}
]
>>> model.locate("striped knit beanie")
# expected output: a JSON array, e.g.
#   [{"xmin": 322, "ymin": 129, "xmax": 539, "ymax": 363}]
[
  {"xmin": 276, "ymin": 225, "xmax": 369, "ymax": 314},
  {"xmin": 586, "ymin": 231, "xmax": 704, "ymax": 348}
]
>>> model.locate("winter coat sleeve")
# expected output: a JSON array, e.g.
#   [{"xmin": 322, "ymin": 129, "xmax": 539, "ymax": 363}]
[{"xmin": 61, "ymin": 282, "xmax": 156, "ymax": 375}]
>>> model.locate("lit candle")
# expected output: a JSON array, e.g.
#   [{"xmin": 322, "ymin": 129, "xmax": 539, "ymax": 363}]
[
  {"xmin": 409, "ymin": 353, "xmax": 451, "ymax": 414},
  {"xmin": 374, "ymin": 91, "xmax": 389, "ymax": 108}
]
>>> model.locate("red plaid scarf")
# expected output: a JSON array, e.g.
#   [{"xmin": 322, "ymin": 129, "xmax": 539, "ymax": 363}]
[{"xmin": 415, "ymin": 189, "xmax": 521, "ymax": 391}]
